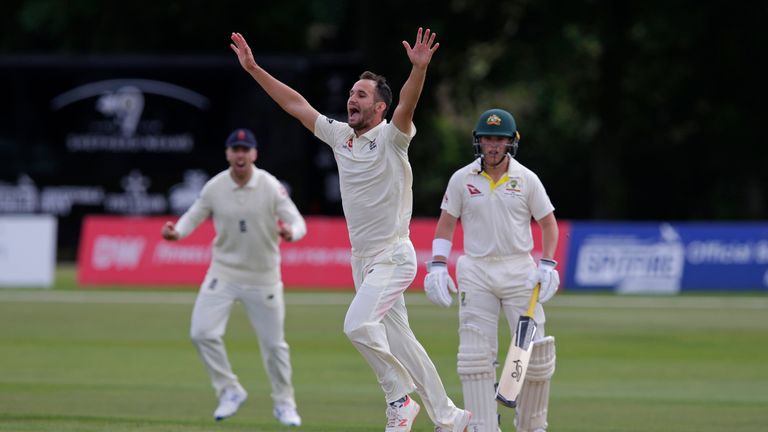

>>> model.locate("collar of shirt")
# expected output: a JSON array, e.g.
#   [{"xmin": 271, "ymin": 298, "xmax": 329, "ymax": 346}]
[
  {"xmin": 350, "ymin": 119, "xmax": 387, "ymax": 144},
  {"xmin": 226, "ymin": 165, "xmax": 259, "ymax": 190}
]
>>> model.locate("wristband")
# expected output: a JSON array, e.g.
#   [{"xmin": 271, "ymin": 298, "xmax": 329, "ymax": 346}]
[
  {"xmin": 426, "ymin": 260, "xmax": 447, "ymax": 272},
  {"xmin": 540, "ymin": 258, "xmax": 557, "ymax": 268},
  {"xmin": 432, "ymin": 238, "xmax": 452, "ymax": 259}
]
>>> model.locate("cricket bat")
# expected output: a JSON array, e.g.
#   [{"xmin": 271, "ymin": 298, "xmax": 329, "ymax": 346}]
[{"xmin": 495, "ymin": 283, "xmax": 540, "ymax": 408}]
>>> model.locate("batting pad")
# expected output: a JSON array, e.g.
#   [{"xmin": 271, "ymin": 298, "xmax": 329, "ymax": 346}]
[
  {"xmin": 458, "ymin": 324, "xmax": 498, "ymax": 432},
  {"xmin": 515, "ymin": 336, "xmax": 556, "ymax": 432}
]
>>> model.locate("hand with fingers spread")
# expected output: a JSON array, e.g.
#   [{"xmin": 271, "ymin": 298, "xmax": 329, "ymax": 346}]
[
  {"xmin": 402, "ymin": 27, "xmax": 440, "ymax": 69},
  {"xmin": 230, "ymin": 32, "xmax": 259, "ymax": 73}
]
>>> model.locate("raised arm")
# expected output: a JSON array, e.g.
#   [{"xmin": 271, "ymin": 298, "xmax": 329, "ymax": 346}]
[
  {"xmin": 230, "ymin": 32, "xmax": 320, "ymax": 132},
  {"xmin": 391, "ymin": 27, "xmax": 440, "ymax": 135}
]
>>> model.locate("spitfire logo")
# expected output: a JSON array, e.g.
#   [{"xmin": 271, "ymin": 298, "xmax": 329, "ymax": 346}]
[
  {"xmin": 486, "ymin": 114, "xmax": 502, "ymax": 126},
  {"xmin": 466, "ymin": 184, "xmax": 483, "ymax": 196}
]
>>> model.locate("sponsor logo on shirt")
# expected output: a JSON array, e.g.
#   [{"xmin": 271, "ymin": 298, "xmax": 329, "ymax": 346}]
[{"xmin": 466, "ymin": 184, "xmax": 483, "ymax": 196}]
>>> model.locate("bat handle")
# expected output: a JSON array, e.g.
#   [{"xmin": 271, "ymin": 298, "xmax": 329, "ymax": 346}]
[{"xmin": 525, "ymin": 283, "xmax": 540, "ymax": 316}]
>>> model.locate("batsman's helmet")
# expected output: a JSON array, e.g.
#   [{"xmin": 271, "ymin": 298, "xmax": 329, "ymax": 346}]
[{"xmin": 472, "ymin": 108, "xmax": 520, "ymax": 158}]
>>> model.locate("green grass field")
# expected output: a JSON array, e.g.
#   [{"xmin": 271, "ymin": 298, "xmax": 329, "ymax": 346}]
[{"xmin": 1, "ymin": 266, "xmax": 767, "ymax": 431}]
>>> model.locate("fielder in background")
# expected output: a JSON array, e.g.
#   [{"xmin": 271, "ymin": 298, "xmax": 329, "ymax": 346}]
[
  {"xmin": 230, "ymin": 28, "xmax": 472, "ymax": 432},
  {"xmin": 424, "ymin": 109, "xmax": 559, "ymax": 432},
  {"xmin": 161, "ymin": 128, "xmax": 306, "ymax": 426}
]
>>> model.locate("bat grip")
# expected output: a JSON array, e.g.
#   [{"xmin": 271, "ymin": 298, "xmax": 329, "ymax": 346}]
[{"xmin": 525, "ymin": 283, "xmax": 540, "ymax": 316}]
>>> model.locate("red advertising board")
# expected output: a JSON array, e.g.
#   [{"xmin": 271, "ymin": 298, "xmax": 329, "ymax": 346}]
[{"xmin": 78, "ymin": 215, "xmax": 570, "ymax": 289}]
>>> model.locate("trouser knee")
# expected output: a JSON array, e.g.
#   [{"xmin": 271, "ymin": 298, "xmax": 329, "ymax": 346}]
[{"xmin": 343, "ymin": 321, "xmax": 372, "ymax": 344}]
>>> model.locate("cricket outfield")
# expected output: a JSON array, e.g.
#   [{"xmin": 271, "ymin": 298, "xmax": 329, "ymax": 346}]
[{"xmin": 0, "ymin": 269, "xmax": 766, "ymax": 431}]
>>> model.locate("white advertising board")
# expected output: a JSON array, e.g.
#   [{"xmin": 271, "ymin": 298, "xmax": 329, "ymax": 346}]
[{"xmin": 0, "ymin": 215, "xmax": 57, "ymax": 287}]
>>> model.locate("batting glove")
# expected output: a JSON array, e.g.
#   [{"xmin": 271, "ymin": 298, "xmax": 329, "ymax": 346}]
[
  {"xmin": 526, "ymin": 258, "xmax": 560, "ymax": 303},
  {"xmin": 424, "ymin": 261, "xmax": 458, "ymax": 308}
]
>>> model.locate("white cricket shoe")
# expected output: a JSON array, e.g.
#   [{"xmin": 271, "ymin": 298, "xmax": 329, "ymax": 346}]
[
  {"xmin": 274, "ymin": 403, "xmax": 302, "ymax": 426},
  {"xmin": 213, "ymin": 387, "xmax": 248, "ymax": 421},
  {"xmin": 385, "ymin": 395, "xmax": 420, "ymax": 432},
  {"xmin": 434, "ymin": 409, "xmax": 473, "ymax": 432}
]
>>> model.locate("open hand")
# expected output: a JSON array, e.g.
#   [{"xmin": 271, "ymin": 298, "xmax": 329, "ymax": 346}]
[
  {"xmin": 230, "ymin": 32, "xmax": 258, "ymax": 73},
  {"xmin": 402, "ymin": 27, "xmax": 439, "ymax": 69}
]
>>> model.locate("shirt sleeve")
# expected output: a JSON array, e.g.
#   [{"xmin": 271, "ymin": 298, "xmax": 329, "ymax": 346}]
[
  {"xmin": 439, "ymin": 170, "xmax": 464, "ymax": 218},
  {"xmin": 380, "ymin": 121, "xmax": 416, "ymax": 151},
  {"xmin": 273, "ymin": 179, "xmax": 307, "ymax": 242},
  {"xmin": 527, "ymin": 171, "xmax": 555, "ymax": 221},
  {"xmin": 314, "ymin": 114, "xmax": 349, "ymax": 148},
  {"xmin": 175, "ymin": 184, "xmax": 212, "ymax": 239}
]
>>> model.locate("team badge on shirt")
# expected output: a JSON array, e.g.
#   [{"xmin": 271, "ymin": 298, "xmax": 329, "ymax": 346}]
[
  {"xmin": 504, "ymin": 177, "xmax": 523, "ymax": 194},
  {"xmin": 368, "ymin": 139, "xmax": 377, "ymax": 151}
]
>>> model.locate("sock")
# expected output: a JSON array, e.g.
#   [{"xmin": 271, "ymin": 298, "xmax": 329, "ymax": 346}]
[{"xmin": 389, "ymin": 395, "xmax": 409, "ymax": 408}]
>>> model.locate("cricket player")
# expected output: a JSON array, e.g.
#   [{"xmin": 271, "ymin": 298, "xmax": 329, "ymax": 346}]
[
  {"xmin": 424, "ymin": 109, "xmax": 559, "ymax": 432},
  {"xmin": 230, "ymin": 28, "xmax": 472, "ymax": 432},
  {"xmin": 161, "ymin": 128, "xmax": 306, "ymax": 426}
]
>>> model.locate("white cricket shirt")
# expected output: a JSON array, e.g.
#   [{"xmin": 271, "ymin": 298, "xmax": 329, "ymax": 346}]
[
  {"xmin": 441, "ymin": 157, "xmax": 554, "ymax": 258},
  {"xmin": 314, "ymin": 115, "xmax": 415, "ymax": 256},
  {"xmin": 175, "ymin": 166, "xmax": 306, "ymax": 285}
]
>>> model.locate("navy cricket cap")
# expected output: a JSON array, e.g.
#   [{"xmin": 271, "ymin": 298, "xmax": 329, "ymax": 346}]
[{"xmin": 225, "ymin": 128, "xmax": 258, "ymax": 148}]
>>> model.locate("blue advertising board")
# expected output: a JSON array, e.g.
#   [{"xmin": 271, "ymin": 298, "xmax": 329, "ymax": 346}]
[{"xmin": 565, "ymin": 222, "xmax": 768, "ymax": 292}]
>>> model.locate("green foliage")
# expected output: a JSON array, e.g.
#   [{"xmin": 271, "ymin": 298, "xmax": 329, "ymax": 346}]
[{"xmin": 1, "ymin": 0, "xmax": 765, "ymax": 219}]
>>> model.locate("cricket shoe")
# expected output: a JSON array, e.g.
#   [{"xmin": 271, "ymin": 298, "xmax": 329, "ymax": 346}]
[
  {"xmin": 433, "ymin": 409, "xmax": 473, "ymax": 432},
  {"xmin": 274, "ymin": 403, "xmax": 302, "ymax": 426},
  {"xmin": 213, "ymin": 387, "xmax": 248, "ymax": 421},
  {"xmin": 385, "ymin": 395, "xmax": 420, "ymax": 432}
]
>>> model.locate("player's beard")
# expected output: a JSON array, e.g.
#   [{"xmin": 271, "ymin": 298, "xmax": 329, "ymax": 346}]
[{"xmin": 348, "ymin": 104, "xmax": 376, "ymax": 131}]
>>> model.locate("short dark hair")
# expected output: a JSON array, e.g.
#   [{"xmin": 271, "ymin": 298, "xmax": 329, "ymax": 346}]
[{"xmin": 359, "ymin": 71, "xmax": 392, "ymax": 118}]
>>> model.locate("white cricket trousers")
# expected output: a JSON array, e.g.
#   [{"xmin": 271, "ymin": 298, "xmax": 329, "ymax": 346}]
[
  {"xmin": 457, "ymin": 254, "xmax": 547, "ymax": 360},
  {"xmin": 344, "ymin": 238, "xmax": 462, "ymax": 428},
  {"xmin": 190, "ymin": 274, "xmax": 296, "ymax": 408}
]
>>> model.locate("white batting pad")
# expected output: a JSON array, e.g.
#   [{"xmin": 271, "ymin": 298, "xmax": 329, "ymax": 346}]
[
  {"xmin": 458, "ymin": 325, "xmax": 498, "ymax": 432},
  {"xmin": 515, "ymin": 336, "xmax": 556, "ymax": 432}
]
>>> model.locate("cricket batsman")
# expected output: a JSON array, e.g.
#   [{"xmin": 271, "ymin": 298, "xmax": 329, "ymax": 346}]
[{"xmin": 424, "ymin": 109, "xmax": 560, "ymax": 431}]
